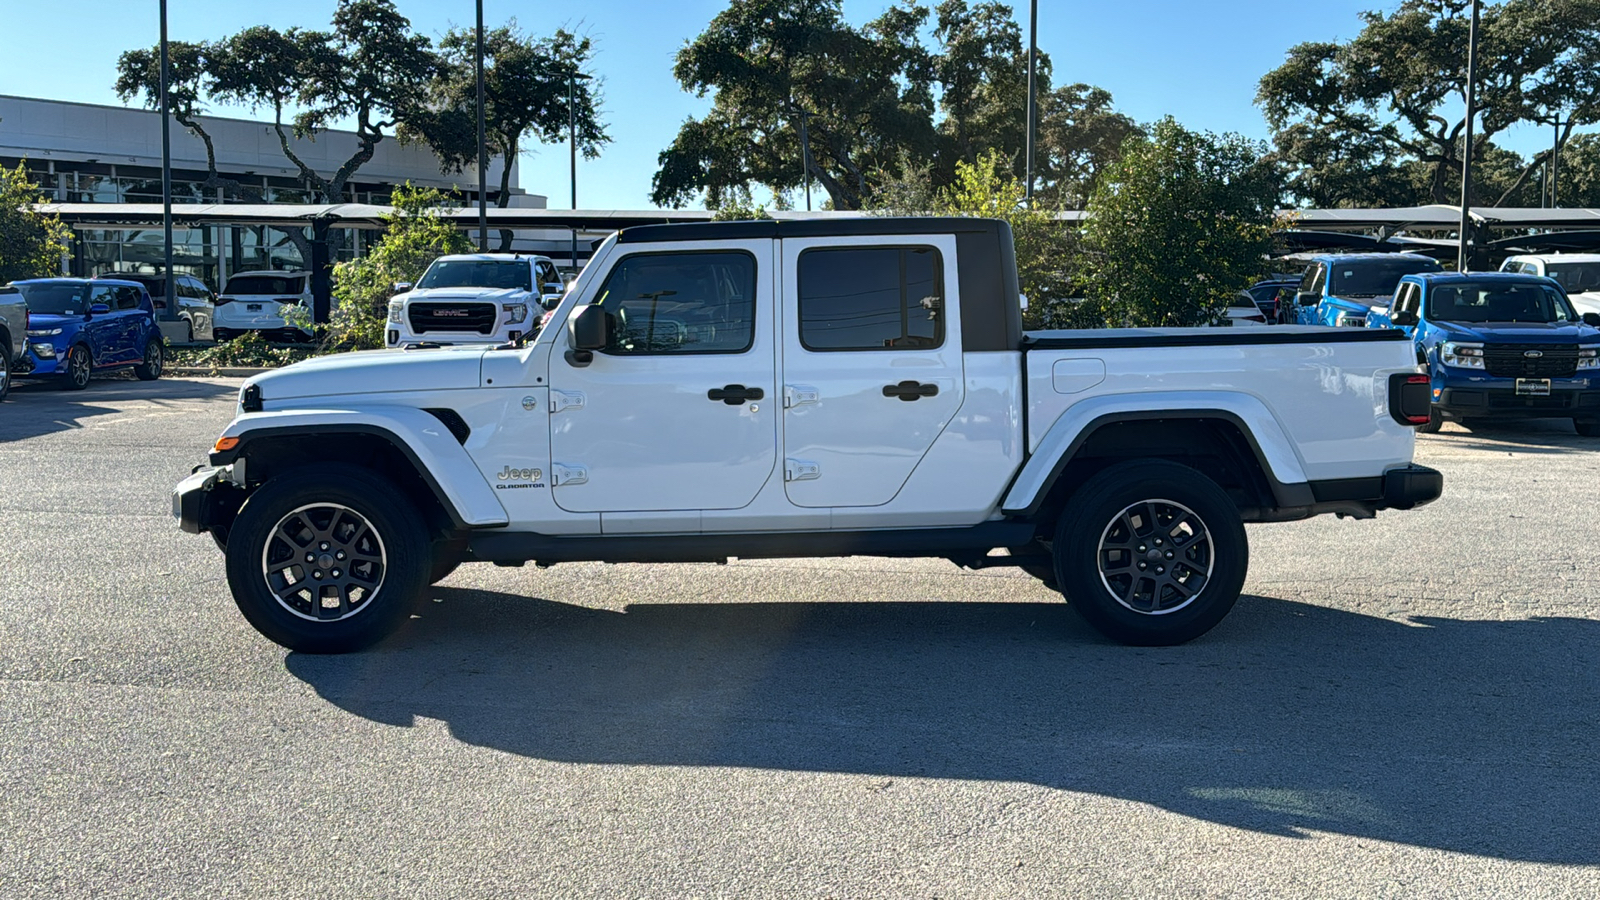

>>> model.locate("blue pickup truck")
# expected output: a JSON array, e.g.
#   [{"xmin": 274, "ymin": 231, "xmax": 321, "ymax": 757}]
[
  {"xmin": 1365, "ymin": 271, "xmax": 1600, "ymax": 434},
  {"xmin": 1291, "ymin": 253, "xmax": 1443, "ymax": 327}
]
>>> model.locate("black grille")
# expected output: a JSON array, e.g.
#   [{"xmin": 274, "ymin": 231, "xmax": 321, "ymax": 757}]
[
  {"xmin": 1481, "ymin": 344, "xmax": 1578, "ymax": 379},
  {"xmin": 408, "ymin": 302, "xmax": 497, "ymax": 335}
]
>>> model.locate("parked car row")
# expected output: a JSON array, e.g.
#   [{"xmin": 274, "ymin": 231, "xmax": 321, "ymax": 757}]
[{"xmin": 2, "ymin": 278, "xmax": 167, "ymax": 393}]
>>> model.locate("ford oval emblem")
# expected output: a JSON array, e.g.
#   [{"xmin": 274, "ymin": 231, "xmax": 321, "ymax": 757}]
[{"xmin": 1524, "ymin": 350, "xmax": 1544, "ymax": 358}]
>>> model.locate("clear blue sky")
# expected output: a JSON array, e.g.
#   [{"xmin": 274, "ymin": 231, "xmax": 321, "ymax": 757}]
[{"xmin": 0, "ymin": 0, "xmax": 1566, "ymax": 209}]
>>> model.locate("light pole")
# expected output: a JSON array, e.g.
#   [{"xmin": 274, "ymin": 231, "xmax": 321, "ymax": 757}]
[
  {"xmin": 1457, "ymin": 0, "xmax": 1481, "ymax": 272},
  {"xmin": 475, "ymin": 0, "xmax": 487, "ymax": 252},
  {"xmin": 159, "ymin": 0, "xmax": 176, "ymax": 323},
  {"xmin": 1549, "ymin": 116, "xmax": 1565, "ymax": 208},
  {"xmin": 568, "ymin": 68, "xmax": 592, "ymax": 272},
  {"xmin": 798, "ymin": 107, "xmax": 813, "ymax": 212},
  {"xmin": 1024, "ymin": 0, "xmax": 1037, "ymax": 204}
]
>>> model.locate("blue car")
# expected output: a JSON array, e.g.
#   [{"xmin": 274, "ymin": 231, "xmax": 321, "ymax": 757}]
[
  {"xmin": 1291, "ymin": 253, "xmax": 1443, "ymax": 327},
  {"xmin": 11, "ymin": 278, "xmax": 165, "ymax": 390},
  {"xmin": 1365, "ymin": 271, "xmax": 1600, "ymax": 434}
]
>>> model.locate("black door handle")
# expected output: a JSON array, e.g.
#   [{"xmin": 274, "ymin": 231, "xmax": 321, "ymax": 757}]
[
  {"xmin": 707, "ymin": 384, "xmax": 765, "ymax": 405},
  {"xmin": 882, "ymin": 380, "xmax": 939, "ymax": 401}
]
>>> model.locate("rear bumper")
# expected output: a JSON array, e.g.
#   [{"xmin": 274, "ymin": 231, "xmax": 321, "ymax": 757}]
[{"xmin": 1251, "ymin": 463, "xmax": 1444, "ymax": 522}]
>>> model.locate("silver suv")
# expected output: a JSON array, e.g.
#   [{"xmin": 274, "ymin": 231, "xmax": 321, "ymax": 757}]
[{"xmin": 0, "ymin": 284, "xmax": 26, "ymax": 401}]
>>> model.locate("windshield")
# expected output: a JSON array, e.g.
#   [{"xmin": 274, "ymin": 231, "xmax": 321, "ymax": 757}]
[
  {"xmin": 1426, "ymin": 282, "xmax": 1578, "ymax": 324},
  {"xmin": 225, "ymin": 275, "xmax": 304, "ymax": 296},
  {"xmin": 17, "ymin": 282, "xmax": 90, "ymax": 315},
  {"xmin": 1544, "ymin": 262, "xmax": 1600, "ymax": 294},
  {"xmin": 1330, "ymin": 258, "xmax": 1441, "ymax": 297},
  {"xmin": 416, "ymin": 260, "xmax": 532, "ymax": 291}
]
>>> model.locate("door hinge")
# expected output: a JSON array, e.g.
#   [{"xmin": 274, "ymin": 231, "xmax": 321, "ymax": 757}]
[
  {"xmin": 784, "ymin": 385, "xmax": 820, "ymax": 408},
  {"xmin": 549, "ymin": 390, "xmax": 585, "ymax": 413},
  {"xmin": 784, "ymin": 458, "xmax": 820, "ymax": 482},
  {"xmin": 551, "ymin": 464, "xmax": 589, "ymax": 487}
]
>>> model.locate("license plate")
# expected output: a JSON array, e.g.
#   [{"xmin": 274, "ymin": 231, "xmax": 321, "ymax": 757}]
[
  {"xmin": 1515, "ymin": 378, "xmax": 1552, "ymax": 396},
  {"xmin": 246, "ymin": 303, "xmax": 262, "ymax": 311}
]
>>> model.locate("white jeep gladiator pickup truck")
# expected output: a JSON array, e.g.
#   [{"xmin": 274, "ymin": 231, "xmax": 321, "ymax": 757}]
[
  {"xmin": 384, "ymin": 253, "xmax": 565, "ymax": 348},
  {"xmin": 175, "ymin": 217, "xmax": 1442, "ymax": 653}
]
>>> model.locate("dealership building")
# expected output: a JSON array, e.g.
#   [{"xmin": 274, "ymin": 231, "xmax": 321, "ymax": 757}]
[{"xmin": 1, "ymin": 93, "xmax": 544, "ymax": 290}]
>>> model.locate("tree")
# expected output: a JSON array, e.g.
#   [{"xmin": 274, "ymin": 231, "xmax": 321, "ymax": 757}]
[
  {"xmin": 115, "ymin": 41, "xmax": 234, "ymax": 197},
  {"xmin": 1550, "ymin": 132, "xmax": 1600, "ymax": 207},
  {"xmin": 323, "ymin": 184, "xmax": 471, "ymax": 350},
  {"xmin": 1034, "ymin": 83, "xmax": 1142, "ymax": 209},
  {"xmin": 404, "ymin": 23, "xmax": 609, "ymax": 248},
  {"xmin": 1259, "ymin": 0, "xmax": 1600, "ymax": 207},
  {"xmin": 0, "ymin": 162, "xmax": 71, "ymax": 283},
  {"xmin": 1079, "ymin": 119, "xmax": 1278, "ymax": 328},
  {"xmin": 653, "ymin": 0, "xmax": 937, "ymax": 210}
]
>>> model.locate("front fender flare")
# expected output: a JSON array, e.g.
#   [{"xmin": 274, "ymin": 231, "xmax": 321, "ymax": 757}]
[
  {"xmin": 1002, "ymin": 391, "xmax": 1311, "ymax": 517},
  {"xmin": 210, "ymin": 406, "xmax": 509, "ymax": 528}
]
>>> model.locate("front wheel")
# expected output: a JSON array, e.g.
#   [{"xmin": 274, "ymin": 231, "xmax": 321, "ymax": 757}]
[
  {"xmin": 1416, "ymin": 406, "xmax": 1443, "ymax": 434},
  {"xmin": 61, "ymin": 344, "xmax": 91, "ymax": 391},
  {"xmin": 134, "ymin": 338, "xmax": 163, "ymax": 380},
  {"xmin": 224, "ymin": 465, "xmax": 431, "ymax": 653},
  {"xmin": 1576, "ymin": 419, "xmax": 1600, "ymax": 438},
  {"xmin": 1052, "ymin": 460, "xmax": 1248, "ymax": 646},
  {"xmin": 0, "ymin": 342, "xmax": 11, "ymax": 401}
]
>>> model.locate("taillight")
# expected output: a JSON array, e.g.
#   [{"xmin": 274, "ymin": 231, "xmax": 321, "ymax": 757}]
[
  {"xmin": 214, "ymin": 295, "xmax": 233, "ymax": 305},
  {"xmin": 1388, "ymin": 372, "xmax": 1432, "ymax": 426}
]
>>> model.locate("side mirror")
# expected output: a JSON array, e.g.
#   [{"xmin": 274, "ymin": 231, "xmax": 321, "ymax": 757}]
[
  {"xmin": 392, "ymin": 281, "xmax": 413, "ymax": 295},
  {"xmin": 1392, "ymin": 309, "xmax": 1420, "ymax": 327},
  {"xmin": 89, "ymin": 303, "xmax": 111, "ymax": 316},
  {"xmin": 543, "ymin": 282, "xmax": 564, "ymax": 295},
  {"xmin": 570, "ymin": 304, "xmax": 609, "ymax": 350},
  {"xmin": 540, "ymin": 292, "xmax": 563, "ymax": 311},
  {"xmin": 1296, "ymin": 291, "xmax": 1320, "ymax": 307},
  {"xmin": 1582, "ymin": 312, "xmax": 1600, "ymax": 327}
]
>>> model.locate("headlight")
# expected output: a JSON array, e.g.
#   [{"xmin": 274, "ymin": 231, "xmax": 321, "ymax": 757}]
[
  {"xmin": 1441, "ymin": 341, "xmax": 1486, "ymax": 369},
  {"xmin": 1580, "ymin": 346, "xmax": 1599, "ymax": 370},
  {"xmin": 388, "ymin": 300, "xmax": 404, "ymax": 324},
  {"xmin": 1333, "ymin": 312, "xmax": 1366, "ymax": 327},
  {"xmin": 501, "ymin": 303, "xmax": 529, "ymax": 325},
  {"xmin": 27, "ymin": 327, "xmax": 62, "ymax": 337},
  {"xmin": 32, "ymin": 342, "xmax": 56, "ymax": 358}
]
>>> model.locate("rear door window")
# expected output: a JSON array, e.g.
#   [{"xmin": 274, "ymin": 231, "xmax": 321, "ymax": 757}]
[
  {"xmin": 114, "ymin": 286, "xmax": 141, "ymax": 310},
  {"xmin": 796, "ymin": 246, "xmax": 944, "ymax": 351}
]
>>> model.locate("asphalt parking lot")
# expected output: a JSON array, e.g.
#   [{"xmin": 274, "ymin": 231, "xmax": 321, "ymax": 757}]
[{"xmin": 2, "ymin": 375, "xmax": 1598, "ymax": 898}]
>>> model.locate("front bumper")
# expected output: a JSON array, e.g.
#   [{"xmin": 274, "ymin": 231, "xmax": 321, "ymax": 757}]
[
  {"xmin": 172, "ymin": 464, "xmax": 246, "ymax": 534},
  {"xmin": 1437, "ymin": 386, "xmax": 1600, "ymax": 419}
]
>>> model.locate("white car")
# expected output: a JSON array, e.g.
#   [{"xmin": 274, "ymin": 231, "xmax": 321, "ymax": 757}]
[
  {"xmin": 176, "ymin": 217, "xmax": 1442, "ymax": 654},
  {"xmin": 1500, "ymin": 254, "xmax": 1600, "ymax": 317},
  {"xmin": 385, "ymin": 254, "xmax": 565, "ymax": 348},
  {"xmin": 213, "ymin": 270, "xmax": 314, "ymax": 343}
]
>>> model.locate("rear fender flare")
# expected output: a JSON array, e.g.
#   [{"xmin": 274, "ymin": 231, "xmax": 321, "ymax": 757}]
[{"xmin": 1002, "ymin": 391, "xmax": 1310, "ymax": 516}]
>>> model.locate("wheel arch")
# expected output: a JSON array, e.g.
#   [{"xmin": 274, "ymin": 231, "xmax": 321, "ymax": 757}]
[{"xmin": 1004, "ymin": 399, "xmax": 1312, "ymax": 524}]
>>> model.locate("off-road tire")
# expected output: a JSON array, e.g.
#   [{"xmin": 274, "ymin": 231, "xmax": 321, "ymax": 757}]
[
  {"xmin": 1052, "ymin": 459, "xmax": 1248, "ymax": 646},
  {"xmin": 225, "ymin": 465, "xmax": 430, "ymax": 653}
]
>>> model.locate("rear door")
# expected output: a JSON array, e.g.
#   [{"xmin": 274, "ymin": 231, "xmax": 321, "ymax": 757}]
[
  {"xmin": 547, "ymin": 239, "xmax": 778, "ymax": 517},
  {"xmin": 778, "ymin": 235, "xmax": 965, "ymax": 508}
]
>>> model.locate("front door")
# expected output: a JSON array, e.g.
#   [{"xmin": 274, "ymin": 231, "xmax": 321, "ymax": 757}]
[
  {"xmin": 547, "ymin": 240, "xmax": 777, "ymax": 514},
  {"xmin": 779, "ymin": 236, "xmax": 965, "ymax": 508}
]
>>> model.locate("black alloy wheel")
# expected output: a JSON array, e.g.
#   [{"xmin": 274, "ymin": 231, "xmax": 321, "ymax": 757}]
[{"xmin": 62, "ymin": 345, "xmax": 92, "ymax": 391}]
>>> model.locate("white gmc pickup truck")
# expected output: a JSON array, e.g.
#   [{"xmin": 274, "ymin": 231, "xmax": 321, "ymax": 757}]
[
  {"xmin": 384, "ymin": 253, "xmax": 565, "ymax": 348},
  {"xmin": 175, "ymin": 217, "xmax": 1442, "ymax": 653}
]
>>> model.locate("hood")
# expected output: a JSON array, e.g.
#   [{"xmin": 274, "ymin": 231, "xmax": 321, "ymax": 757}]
[
  {"xmin": 1431, "ymin": 320, "xmax": 1600, "ymax": 343},
  {"xmin": 399, "ymin": 286, "xmax": 527, "ymax": 303},
  {"xmin": 1324, "ymin": 294, "xmax": 1386, "ymax": 312},
  {"xmin": 249, "ymin": 345, "xmax": 490, "ymax": 402},
  {"xmin": 23, "ymin": 313, "xmax": 82, "ymax": 332}
]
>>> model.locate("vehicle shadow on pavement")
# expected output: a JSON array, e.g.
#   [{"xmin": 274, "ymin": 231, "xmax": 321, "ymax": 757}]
[
  {"xmin": 1427, "ymin": 419, "xmax": 1600, "ymax": 453},
  {"xmin": 1, "ymin": 377, "xmax": 236, "ymax": 443},
  {"xmin": 285, "ymin": 588, "xmax": 1600, "ymax": 864}
]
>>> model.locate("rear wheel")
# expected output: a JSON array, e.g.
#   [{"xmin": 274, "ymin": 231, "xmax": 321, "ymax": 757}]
[
  {"xmin": 1052, "ymin": 460, "xmax": 1248, "ymax": 646},
  {"xmin": 61, "ymin": 344, "xmax": 91, "ymax": 391},
  {"xmin": 0, "ymin": 342, "xmax": 11, "ymax": 401},
  {"xmin": 225, "ymin": 465, "xmax": 430, "ymax": 653},
  {"xmin": 134, "ymin": 338, "xmax": 163, "ymax": 380},
  {"xmin": 1576, "ymin": 419, "xmax": 1600, "ymax": 437}
]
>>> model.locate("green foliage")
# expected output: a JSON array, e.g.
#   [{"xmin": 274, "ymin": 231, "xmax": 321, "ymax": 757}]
[
  {"xmin": 654, "ymin": 0, "xmax": 1135, "ymax": 212},
  {"xmin": 167, "ymin": 331, "xmax": 317, "ymax": 372},
  {"xmin": 0, "ymin": 162, "xmax": 71, "ymax": 283},
  {"xmin": 1554, "ymin": 133, "xmax": 1600, "ymax": 207},
  {"xmin": 1079, "ymin": 119, "xmax": 1278, "ymax": 328},
  {"xmin": 404, "ymin": 23, "xmax": 608, "ymax": 215},
  {"xmin": 326, "ymin": 184, "xmax": 471, "ymax": 350},
  {"xmin": 1259, "ymin": 0, "xmax": 1600, "ymax": 206}
]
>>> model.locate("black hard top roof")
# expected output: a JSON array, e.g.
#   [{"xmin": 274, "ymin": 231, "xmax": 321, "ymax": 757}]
[{"xmin": 616, "ymin": 216, "xmax": 1005, "ymax": 244}]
